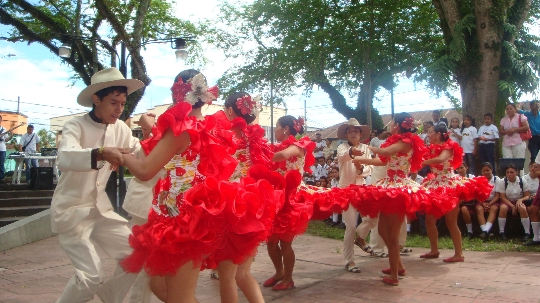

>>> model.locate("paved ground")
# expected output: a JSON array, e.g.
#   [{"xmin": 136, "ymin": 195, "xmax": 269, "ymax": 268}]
[{"xmin": 1, "ymin": 234, "xmax": 540, "ymax": 303}]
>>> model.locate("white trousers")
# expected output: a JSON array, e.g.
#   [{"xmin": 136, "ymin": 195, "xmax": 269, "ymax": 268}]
[
  {"xmin": 502, "ymin": 141, "xmax": 526, "ymax": 158},
  {"xmin": 127, "ymin": 215, "xmax": 152, "ymax": 303},
  {"xmin": 56, "ymin": 211, "xmax": 136, "ymax": 303},
  {"xmin": 343, "ymin": 204, "xmax": 361, "ymax": 264}
]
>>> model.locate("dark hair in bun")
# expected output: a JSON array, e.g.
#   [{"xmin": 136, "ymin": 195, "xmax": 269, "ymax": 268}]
[
  {"xmin": 224, "ymin": 92, "xmax": 257, "ymax": 124},
  {"xmin": 433, "ymin": 124, "xmax": 449, "ymax": 142},
  {"xmin": 174, "ymin": 69, "xmax": 205, "ymax": 109},
  {"xmin": 394, "ymin": 112, "xmax": 416, "ymax": 134},
  {"xmin": 278, "ymin": 115, "xmax": 304, "ymax": 136}
]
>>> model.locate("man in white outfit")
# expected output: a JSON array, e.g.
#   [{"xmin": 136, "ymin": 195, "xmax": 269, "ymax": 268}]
[
  {"xmin": 335, "ymin": 119, "xmax": 372, "ymax": 273},
  {"xmin": 50, "ymin": 68, "xmax": 145, "ymax": 303}
]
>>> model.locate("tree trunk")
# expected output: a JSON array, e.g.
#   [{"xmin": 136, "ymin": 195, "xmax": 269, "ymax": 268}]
[{"xmin": 459, "ymin": 0, "xmax": 502, "ymax": 125}]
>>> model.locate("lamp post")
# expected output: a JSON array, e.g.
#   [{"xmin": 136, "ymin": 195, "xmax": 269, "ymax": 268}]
[{"xmin": 57, "ymin": 34, "xmax": 195, "ymax": 215}]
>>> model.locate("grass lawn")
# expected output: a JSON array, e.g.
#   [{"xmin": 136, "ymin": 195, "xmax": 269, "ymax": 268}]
[{"xmin": 306, "ymin": 221, "xmax": 540, "ymax": 253}]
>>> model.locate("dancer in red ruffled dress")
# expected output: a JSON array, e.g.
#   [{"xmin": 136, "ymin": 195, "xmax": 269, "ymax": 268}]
[
  {"xmin": 206, "ymin": 92, "xmax": 277, "ymax": 303},
  {"xmin": 262, "ymin": 115, "xmax": 315, "ymax": 291},
  {"xmin": 349, "ymin": 113, "xmax": 431, "ymax": 286},
  {"xmin": 120, "ymin": 69, "xmax": 238, "ymax": 303},
  {"xmin": 420, "ymin": 124, "xmax": 492, "ymax": 263}
]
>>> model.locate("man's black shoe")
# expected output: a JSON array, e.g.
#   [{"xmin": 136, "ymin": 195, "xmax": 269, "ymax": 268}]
[
  {"xmin": 523, "ymin": 240, "xmax": 540, "ymax": 246},
  {"xmin": 499, "ymin": 232, "xmax": 507, "ymax": 240}
]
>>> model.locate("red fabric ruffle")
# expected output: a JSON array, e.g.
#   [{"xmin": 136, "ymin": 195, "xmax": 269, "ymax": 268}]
[
  {"xmin": 269, "ymin": 170, "xmax": 313, "ymax": 240},
  {"xmin": 379, "ymin": 133, "xmax": 428, "ymax": 173},
  {"xmin": 294, "ymin": 185, "xmax": 350, "ymax": 220},
  {"xmin": 421, "ymin": 175, "xmax": 492, "ymax": 217},
  {"xmin": 120, "ymin": 182, "xmax": 228, "ymax": 276},
  {"xmin": 230, "ymin": 116, "xmax": 275, "ymax": 169},
  {"xmin": 140, "ymin": 102, "xmax": 202, "ymax": 156},
  {"xmin": 205, "ymin": 177, "xmax": 280, "ymax": 268},
  {"xmin": 426, "ymin": 140, "xmax": 464, "ymax": 170},
  {"xmin": 271, "ymin": 135, "xmax": 316, "ymax": 174},
  {"xmin": 347, "ymin": 183, "xmax": 431, "ymax": 218}
]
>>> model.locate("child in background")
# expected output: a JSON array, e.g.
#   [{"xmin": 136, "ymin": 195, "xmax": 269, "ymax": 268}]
[
  {"xmin": 457, "ymin": 163, "xmax": 476, "ymax": 238},
  {"xmin": 329, "ymin": 167, "xmax": 343, "ymax": 227},
  {"xmin": 476, "ymin": 162, "xmax": 501, "ymax": 239},
  {"xmin": 460, "ymin": 115, "xmax": 478, "ymax": 175},
  {"xmin": 523, "ymin": 162, "xmax": 539, "ymax": 201},
  {"xmin": 497, "ymin": 164, "xmax": 531, "ymax": 240},
  {"xmin": 448, "ymin": 117, "xmax": 462, "ymax": 144},
  {"xmin": 326, "ymin": 158, "xmax": 334, "ymax": 173},
  {"xmin": 319, "ymin": 176, "xmax": 328, "ymax": 188},
  {"xmin": 477, "ymin": 113, "xmax": 499, "ymax": 171}
]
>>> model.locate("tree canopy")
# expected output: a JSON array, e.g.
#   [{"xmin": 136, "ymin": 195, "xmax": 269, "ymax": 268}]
[
  {"xmin": 421, "ymin": 0, "xmax": 540, "ymax": 123},
  {"xmin": 0, "ymin": 0, "xmax": 200, "ymax": 118},
  {"xmin": 210, "ymin": 0, "xmax": 443, "ymax": 129}
]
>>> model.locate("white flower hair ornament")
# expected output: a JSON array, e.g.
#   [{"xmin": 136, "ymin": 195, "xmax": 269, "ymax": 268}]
[{"xmin": 172, "ymin": 73, "xmax": 218, "ymax": 106}]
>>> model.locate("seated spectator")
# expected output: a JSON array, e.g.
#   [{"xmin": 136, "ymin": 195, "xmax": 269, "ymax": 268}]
[
  {"xmin": 323, "ymin": 138, "xmax": 335, "ymax": 159},
  {"xmin": 313, "ymin": 156, "xmax": 328, "ymax": 181},
  {"xmin": 319, "ymin": 176, "xmax": 328, "ymax": 188},
  {"xmin": 328, "ymin": 167, "xmax": 343, "ymax": 227},
  {"xmin": 457, "ymin": 162, "xmax": 476, "ymax": 238},
  {"xmin": 526, "ymin": 162, "xmax": 540, "ymax": 245},
  {"xmin": 326, "ymin": 158, "xmax": 334, "ymax": 173},
  {"xmin": 456, "ymin": 162, "xmax": 474, "ymax": 178},
  {"xmin": 476, "ymin": 162, "xmax": 501, "ymax": 239},
  {"xmin": 497, "ymin": 164, "xmax": 531, "ymax": 240},
  {"xmin": 315, "ymin": 180, "xmax": 322, "ymax": 187},
  {"xmin": 523, "ymin": 162, "xmax": 539, "ymax": 199}
]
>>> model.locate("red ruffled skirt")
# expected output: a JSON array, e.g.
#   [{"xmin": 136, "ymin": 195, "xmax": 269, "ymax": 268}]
[
  {"xmin": 205, "ymin": 177, "xmax": 280, "ymax": 269},
  {"xmin": 422, "ymin": 175, "xmax": 492, "ymax": 218},
  {"xmin": 121, "ymin": 177, "xmax": 244, "ymax": 276},
  {"xmin": 294, "ymin": 184, "xmax": 350, "ymax": 220},
  {"xmin": 120, "ymin": 204, "xmax": 225, "ymax": 276},
  {"xmin": 268, "ymin": 170, "xmax": 314, "ymax": 242},
  {"xmin": 348, "ymin": 178, "xmax": 431, "ymax": 218}
]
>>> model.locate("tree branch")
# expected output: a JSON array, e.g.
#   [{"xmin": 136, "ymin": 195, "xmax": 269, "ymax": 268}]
[
  {"xmin": 10, "ymin": 0, "xmax": 67, "ymax": 34},
  {"xmin": 315, "ymin": 75, "xmax": 355, "ymax": 119},
  {"xmin": 0, "ymin": 7, "xmax": 92, "ymax": 84}
]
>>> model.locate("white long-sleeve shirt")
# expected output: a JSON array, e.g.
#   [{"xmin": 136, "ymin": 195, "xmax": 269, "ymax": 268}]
[{"xmin": 336, "ymin": 142, "xmax": 372, "ymax": 188}]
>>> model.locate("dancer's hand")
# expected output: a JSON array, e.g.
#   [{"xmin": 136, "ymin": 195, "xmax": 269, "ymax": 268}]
[
  {"xmin": 352, "ymin": 157, "xmax": 367, "ymax": 165},
  {"xmin": 350, "ymin": 147, "xmax": 365, "ymax": 156},
  {"xmin": 99, "ymin": 147, "xmax": 125, "ymax": 167}
]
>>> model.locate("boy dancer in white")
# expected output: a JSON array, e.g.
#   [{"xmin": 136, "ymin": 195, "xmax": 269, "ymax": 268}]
[
  {"xmin": 50, "ymin": 68, "xmax": 144, "ymax": 303},
  {"xmin": 336, "ymin": 119, "xmax": 372, "ymax": 273}
]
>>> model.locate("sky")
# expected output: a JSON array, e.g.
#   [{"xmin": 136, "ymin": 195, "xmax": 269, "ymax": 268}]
[{"xmin": 0, "ymin": 1, "xmax": 537, "ymax": 132}]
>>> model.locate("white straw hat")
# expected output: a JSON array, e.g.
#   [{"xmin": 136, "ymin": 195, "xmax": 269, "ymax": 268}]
[
  {"xmin": 337, "ymin": 118, "xmax": 370, "ymax": 141},
  {"xmin": 77, "ymin": 68, "xmax": 145, "ymax": 107}
]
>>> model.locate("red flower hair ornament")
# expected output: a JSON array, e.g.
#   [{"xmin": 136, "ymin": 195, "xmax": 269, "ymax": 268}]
[
  {"xmin": 442, "ymin": 132, "xmax": 450, "ymax": 140},
  {"xmin": 170, "ymin": 73, "xmax": 218, "ymax": 105},
  {"xmin": 294, "ymin": 117, "xmax": 305, "ymax": 133},
  {"xmin": 400, "ymin": 117, "xmax": 415, "ymax": 130},
  {"xmin": 236, "ymin": 94, "xmax": 262, "ymax": 116}
]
